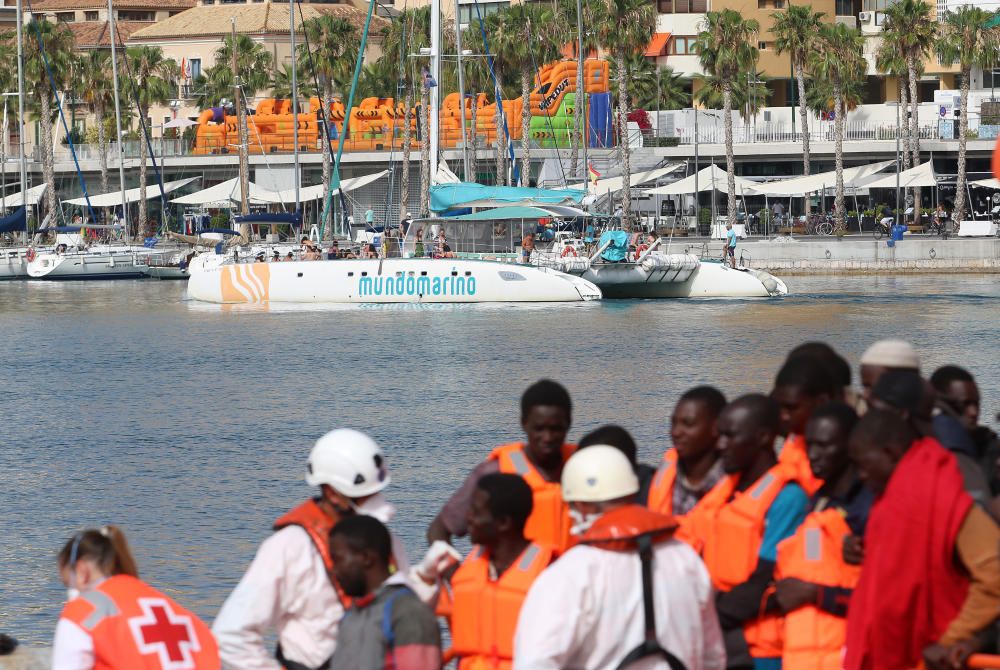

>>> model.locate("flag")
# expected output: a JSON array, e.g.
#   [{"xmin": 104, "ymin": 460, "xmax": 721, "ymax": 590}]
[{"xmin": 588, "ymin": 162, "xmax": 600, "ymax": 185}]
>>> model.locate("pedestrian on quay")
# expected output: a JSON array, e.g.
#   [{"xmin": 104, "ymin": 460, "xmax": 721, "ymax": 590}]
[
  {"xmin": 844, "ymin": 410, "xmax": 1000, "ymax": 670},
  {"xmin": 578, "ymin": 425, "xmax": 657, "ymax": 506},
  {"xmin": 427, "ymin": 380, "xmax": 577, "ymax": 554},
  {"xmin": 213, "ymin": 429, "xmax": 454, "ymax": 670},
  {"xmin": 513, "ymin": 445, "xmax": 726, "ymax": 670},
  {"xmin": 647, "ymin": 386, "xmax": 728, "ymax": 517},
  {"xmin": 328, "ymin": 516, "xmax": 441, "ymax": 670},
  {"xmin": 773, "ymin": 402, "xmax": 870, "ymax": 670},
  {"xmin": 440, "ymin": 473, "xmax": 555, "ymax": 669},
  {"xmin": 682, "ymin": 394, "xmax": 810, "ymax": 670},
  {"xmin": 53, "ymin": 525, "xmax": 220, "ymax": 670},
  {"xmin": 857, "ymin": 338, "xmax": 920, "ymax": 406}
]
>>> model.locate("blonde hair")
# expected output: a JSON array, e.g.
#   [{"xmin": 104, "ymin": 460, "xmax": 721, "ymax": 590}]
[{"xmin": 57, "ymin": 525, "xmax": 139, "ymax": 578}]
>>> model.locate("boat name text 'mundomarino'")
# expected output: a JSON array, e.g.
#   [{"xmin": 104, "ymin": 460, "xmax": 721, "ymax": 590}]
[{"xmin": 358, "ymin": 274, "xmax": 477, "ymax": 297}]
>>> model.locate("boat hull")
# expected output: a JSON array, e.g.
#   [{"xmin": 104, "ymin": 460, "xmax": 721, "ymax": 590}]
[
  {"xmin": 188, "ymin": 258, "xmax": 602, "ymax": 303},
  {"xmin": 26, "ymin": 249, "xmax": 151, "ymax": 280},
  {"xmin": 580, "ymin": 259, "xmax": 787, "ymax": 299},
  {"xmin": 0, "ymin": 249, "xmax": 27, "ymax": 279}
]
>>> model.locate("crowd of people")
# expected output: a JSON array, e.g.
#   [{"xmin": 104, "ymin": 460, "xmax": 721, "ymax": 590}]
[{"xmin": 32, "ymin": 338, "xmax": 1000, "ymax": 670}]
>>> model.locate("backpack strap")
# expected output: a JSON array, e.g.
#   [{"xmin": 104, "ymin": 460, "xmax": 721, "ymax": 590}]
[
  {"xmin": 381, "ymin": 586, "xmax": 412, "ymax": 670},
  {"xmin": 615, "ymin": 534, "xmax": 688, "ymax": 670}
]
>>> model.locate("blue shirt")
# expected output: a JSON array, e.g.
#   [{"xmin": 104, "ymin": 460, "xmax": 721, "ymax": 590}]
[
  {"xmin": 758, "ymin": 482, "xmax": 810, "ymax": 562},
  {"xmin": 727, "ymin": 229, "xmax": 738, "ymax": 248}
]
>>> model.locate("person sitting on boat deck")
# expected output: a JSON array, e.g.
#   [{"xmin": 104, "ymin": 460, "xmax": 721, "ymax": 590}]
[
  {"xmin": 844, "ymin": 410, "xmax": 1000, "ymax": 670},
  {"xmin": 681, "ymin": 394, "xmax": 810, "ymax": 670},
  {"xmin": 858, "ymin": 338, "xmax": 920, "ymax": 408},
  {"xmin": 54, "ymin": 525, "xmax": 220, "ymax": 670},
  {"xmin": 579, "ymin": 424, "xmax": 657, "ymax": 506},
  {"xmin": 255, "ymin": 252, "xmax": 266, "ymax": 263},
  {"xmin": 635, "ymin": 233, "xmax": 657, "ymax": 259},
  {"xmin": 773, "ymin": 402, "xmax": 870, "ymax": 670},
  {"xmin": 647, "ymin": 386, "xmax": 728, "ymax": 518},
  {"xmin": 513, "ymin": 445, "xmax": 726, "ymax": 670},
  {"xmin": 439, "ymin": 473, "xmax": 555, "ymax": 670},
  {"xmin": 427, "ymin": 379, "xmax": 577, "ymax": 554},
  {"xmin": 213, "ymin": 429, "xmax": 449, "ymax": 670},
  {"xmin": 414, "ymin": 229, "xmax": 425, "ymax": 258},
  {"xmin": 285, "ymin": 252, "xmax": 294, "ymax": 262},
  {"xmin": 725, "ymin": 223, "xmax": 738, "ymax": 269},
  {"xmin": 271, "ymin": 250, "xmax": 280, "ymax": 263},
  {"xmin": 521, "ymin": 233, "xmax": 535, "ymax": 264},
  {"xmin": 327, "ymin": 240, "xmax": 339, "ymax": 260},
  {"xmin": 328, "ymin": 516, "xmax": 441, "ymax": 670},
  {"xmin": 772, "ymin": 355, "xmax": 838, "ymax": 495}
]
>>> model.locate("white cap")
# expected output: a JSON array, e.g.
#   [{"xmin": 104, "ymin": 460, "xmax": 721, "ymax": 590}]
[
  {"xmin": 561, "ymin": 445, "xmax": 638, "ymax": 503},
  {"xmin": 306, "ymin": 429, "xmax": 391, "ymax": 497},
  {"xmin": 860, "ymin": 339, "xmax": 920, "ymax": 370}
]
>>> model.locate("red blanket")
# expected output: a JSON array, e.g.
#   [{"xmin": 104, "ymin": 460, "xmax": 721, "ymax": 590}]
[{"xmin": 844, "ymin": 437, "xmax": 972, "ymax": 670}]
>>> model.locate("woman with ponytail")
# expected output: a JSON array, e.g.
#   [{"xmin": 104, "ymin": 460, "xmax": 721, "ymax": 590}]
[{"xmin": 54, "ymin": 525, "xmax": 220, "ymax": 670}]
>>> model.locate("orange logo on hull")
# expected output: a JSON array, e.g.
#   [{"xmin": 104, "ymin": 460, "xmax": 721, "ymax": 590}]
[{"xmin": 220, "ymin": 264, "xmax": 271, "ymax": 303}]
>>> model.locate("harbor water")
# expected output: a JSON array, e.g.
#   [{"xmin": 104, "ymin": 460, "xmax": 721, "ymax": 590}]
[{"xmin": 2, "ymin": 274, "xmax": 999, "ymax": 644}]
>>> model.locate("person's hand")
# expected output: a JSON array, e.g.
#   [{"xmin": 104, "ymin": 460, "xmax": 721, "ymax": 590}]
[
  {"xmin": 774, "ymin": 578, "xmax": 819, "ymax": 613},
  {"xmin": 843, "ymin": 535, "xmax": 864, "ymax": 565},
  {"xmin": 923, "ymin": 644, "xmax": 951, "ymax": 670},
  {"xmin": 946, "ymin": 638, "xmax": 980, "ymax": 669},
  {"xmin": 415, "ymin": 540, "xmax": 462, "ymax": 584}
]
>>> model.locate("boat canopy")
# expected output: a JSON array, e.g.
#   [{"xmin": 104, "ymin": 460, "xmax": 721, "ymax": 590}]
[
  {"xmin": 434, "ymin": 205, "xmax": 589, "ymax": 221},
  {"xmin": 430, "ymin": 183, "xmax": 586, "ymax": 212},
  {"xmin": 62, "ymin": 177, "xmax": 201, "ymax": 207},
  {"xmin": 0, "ymin": 207, "xmax": 25, "ymax": 233},
  {"xmin": 36, "ymin": 224, "xmax": 124, "ymax": 233},
  {"xmin": 599, "ymin": 230, "xmax": 630, "ymax": 262}
]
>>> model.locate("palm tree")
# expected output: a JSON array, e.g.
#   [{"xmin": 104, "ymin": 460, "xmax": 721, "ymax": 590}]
[
  {"xmin": 299, "ymin": 15, "xmax": 358, "ymax": 228},
  {"xmin": 804, "ymin": 75, "xmax": 864, "ymax": 116},
  {"xmin": 772, "ymin": 3, "xmax": 824, "ymax": 176},
  {"xmin": 695, "ymin": 9, "xmax": 760, "ymax": 227},
  {"xmin": 611, "ymin": 54, "xmax": 690, "ymax": 112},
  {"xmin": 938, "ymin": 6, "xmax": 999, "ymax": 224},
  {"xmin": 883, "ymin": 0, "xmax": 936, "ymax": 168},
  {"xmin": 22, "ymin": 18, "xmax": 75, "ymax": 223},
  {"xmin": 596, "ymin": 0, "xmax": 656, "ymax": 220},
  {"xmin": 123, "ymin": 46, "xmax": 177, "ymax": 236},
  {"xmin": 270, "ymin": 62, "xmax": 317, "ymax": 102},
  {"xmin": 0, "ymin": 41, "xmax": 17, "ymax": 215},
  {"xmin": 380, "ymin": 9, "xmax": 418, "ymax": 217},
  {"xmin": 483, "ymin": 9, "xmax": 518, "ymax": 186},
  {"xmin": 875, "ymin": 33, "xmax": 911, "ymax": 171},
  {"xmin": 77, "ymin": 50, "xmax": 114, "ymax": 203},
  {"xmin": 809, "ymin": 23, "xmax": 864, "ymax": 234},
  {"xmin": 693, "ymin": 71, "xmax": 769, "ymax": 118}
]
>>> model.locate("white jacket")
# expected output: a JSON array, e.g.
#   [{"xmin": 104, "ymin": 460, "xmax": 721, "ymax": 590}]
[{"xmin": 513, "ymin": 539, "xmax": 726, "ymax": 670}]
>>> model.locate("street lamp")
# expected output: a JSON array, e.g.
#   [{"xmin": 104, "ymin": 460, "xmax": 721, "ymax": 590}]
[{"xmin": 886, "ymin": 100, "xmax": 901, "ymax": 226}]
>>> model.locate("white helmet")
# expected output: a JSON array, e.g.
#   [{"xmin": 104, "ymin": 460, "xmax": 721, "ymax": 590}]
[
  {"xmin": 306, "ymin": 429, "xmax": 391, "ymax": 497},
  {"xmin": 561, "ymin": 445, "xmax": 638, "ymax": 503}
]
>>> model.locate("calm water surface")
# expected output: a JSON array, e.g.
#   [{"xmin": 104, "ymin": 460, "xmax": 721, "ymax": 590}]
[{"xmin": 2, "ymin": 274, "xmax": 999, "ymax": 643}]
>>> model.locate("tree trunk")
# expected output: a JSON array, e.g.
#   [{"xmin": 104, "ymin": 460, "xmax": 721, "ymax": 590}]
[
  {"xmin": 521, "ymin": 71, "xmax": 531, "ymax": 187},
  {"xmin": 953, "ymin": 66, "xmax": 970, "ymax": 224},
  {"xmin": 616, "ymin": 51, "xmax": 631, "ymax": 222},
  {"xmin": 322, "ymin": 85, "xmax": 333, "ymax": 234},
  {"xmin": 570, "ymin": 50, "xmax": 583, "ymax": 179},
  {"xmin": 722, "ymin": 83, "xmax": 736, "ymax": 227},
  {"xmin": 899, "ymin": 75, "xmax": 912, "ymax": 172},
  {"xmin": 138, "ymin": 105, "xmax": 149, "ymax": 238},
  {"xmin": 907, "ymin": 56, "xmax": 920, "ymax": 222},
  {"xmin": 469, "ymin": 95, "xmax": 478, "ymax": 182},
  {"xmin": 96, "ymin": 101, "xmax": 109, "ymax": 224},
  {"xmin": 419, "ymin": 84, "xmax": 430, "ymax": 215},
  {"xmin": 1, "ymin": 112, "xmax": 7, "ymax": 217},
  {"xmin": 238, "ymin": 89, "xmax": 251, "ymax": 241},
  {"xmin": 495, "ymin": 91, "xmax": 505, "ymax": 186},
  {"xmin": 401, "ymin": 89, "xmax": 412, "ymax": 219},
  {"xmin": 796, "ymin": 60, "xmax": 810, "ymax": 176},
  {"xmin": 834, "ymin": 82, "xmax": 846, "ymax": 234},
  {"xmin": 39, "ymin": 91, "xmax": 58, "ymax": 226}
]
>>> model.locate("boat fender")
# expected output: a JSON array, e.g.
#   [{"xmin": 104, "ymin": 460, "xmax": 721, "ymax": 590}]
[{"xmin": 25, "ymin": 248, "xmax": 35, "ymax": 263}]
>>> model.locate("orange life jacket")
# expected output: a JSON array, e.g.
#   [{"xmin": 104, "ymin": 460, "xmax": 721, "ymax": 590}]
[
  {"xmin": 449, "ymin": 542, "xmax": 555, "ymax": 669},
  {"xmin": 489, "ymin": 442, "xmax": 575, "ymax": 553},
  {"xmin": 776, "ymin": 508, "xmax": 861, "ymax": 670},
  {"xmin": 60, "ymin": 574, "xmax": 220, "ymax": 670},
  {"xmin": 273, "ymin": 499, "xmax": 352, "ymax": 608},
  {"xmin": 681, "ymin": 463, "xmax": 798, "ymax": 659},
  {"xmin": 646, "ymin": 449, "xmax": 678, "ymax": 517},
  {"xmin": 779, "ymin": 434, "xmax": 823, "ymax": 495}
]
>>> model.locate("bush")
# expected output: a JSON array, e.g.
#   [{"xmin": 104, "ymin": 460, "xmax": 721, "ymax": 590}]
[
  {"xmin": 210, "ymin": 213, "xmax": 229, "ymax": 229},
  {"xmin": 698, "ymin": 207, "xmax": 712, "ymax": 228}
]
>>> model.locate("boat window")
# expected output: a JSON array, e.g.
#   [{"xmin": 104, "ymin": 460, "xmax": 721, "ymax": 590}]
[
  {"xmin": 499, "ymin": 271, "xmax": 526, "ymax": 282},
  {"xmin": 297, "ymin": 272, "xmax": 303, "ymax": 278},
  {"xmin": 464, "ymin": 271, "xmax": 472, "ymax": 276},
  {"xmin": 348, "ymin": 272, "xmax": 354, "ymax": 277},
  {"xmin": 396, "ymin": 271, "xmax": 403, "ymax": 277},
  {"xmin": 420, "ymin": 271, "xmax": 427, "ymax": 276},
  {"xmin": 408, "ymin": 271, "xmax": 415, "ymax": 277},
  {"xmin": 361, "ymin": 272, "xmax": 368, "ymax": 277},
  {"xmin": 451, "ymin": 271, "xmax": 458, "ymax": 276}
]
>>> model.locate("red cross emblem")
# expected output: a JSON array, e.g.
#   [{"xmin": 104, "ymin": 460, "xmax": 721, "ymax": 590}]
[{"xmin": 127, "ymin": 598, "xmax": 201, "ymax": 670}]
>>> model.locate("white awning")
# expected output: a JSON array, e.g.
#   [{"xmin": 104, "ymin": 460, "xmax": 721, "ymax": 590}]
[
  {"xmin": 170, "ymin": 177, "xmax": 272, "ymax": 207},
  {"xmin": 971, "ymin": 177, "xmax": 1000, "ymax": 189},
  {"xmin": 864, "ymin": 161, "xmax": 938, "ymax": 189},
  {"xmin": 253, "ymin": 171, "xmax": 389, "ymax": 204},
  {"xmin": 2, "ymin": 183, "xmax": 46, "ymax": 207},
  {"xmin": 569, "ymin": 165, "xmax": 684, "ymax": 194},
  {"xmin": 63, "ymin": 177, "xmax": 201, "ymax": 207},
  {"xmin": 647, "ymin": 164, "xmax": 759, "ymax": 196},
  {"xmin": 749, "ymin": 160, "xmax": 895, "ymax": 196}
]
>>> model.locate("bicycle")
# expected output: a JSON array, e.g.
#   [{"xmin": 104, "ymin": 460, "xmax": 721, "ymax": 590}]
[
  {"xmin": 872, "ymin": 218, "xmax": 893, "ymax": 240},
  {"xmin": 928, "ymin": 217, "xmax": 955, "ymax": 239}
]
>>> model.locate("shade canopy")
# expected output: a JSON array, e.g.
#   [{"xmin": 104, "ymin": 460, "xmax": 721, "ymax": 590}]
[
  {"xmin": 252, "ymin": 171, "xmax": 388, "ymax": 204},
  {"xmin": 63, "ymin": 177, "xmax": 200, "ymax": 207},
  {"xmin": 430, "ymin": 183, "xmax": 586, "ymax": 212},
  {"xmin": 864, "ymin": 161, "xmax": 938, "ymax": 189},
  {"xmin": 163, "ymin": 117, "xmax": 198, "ymax": 129},
  {"xmin": 172, "ymin": 172, "xmax": 387, "ymax": 207},
  {"xmin": 2, "ymin": 183, "xmax": 46, "ymax": 208},
  {"xmin": 647, "ymin": 164, "xmax": 759, "ymax": 196},
  {"xmin": 749, "ymin": 160, "xmax": 895, "ymax": 196},
  {"xmin": 569, "ymin": 165, "xmax": 683, "ymax": 195},
  {"xmin": 971, "ymin": 177, "xmax": 1000, "ymax": 190}
]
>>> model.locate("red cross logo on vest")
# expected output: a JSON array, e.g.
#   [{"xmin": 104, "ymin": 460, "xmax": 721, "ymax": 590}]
[{"xmin": 127, "ymin": 598, "xmax": 201, "ymax": 669}]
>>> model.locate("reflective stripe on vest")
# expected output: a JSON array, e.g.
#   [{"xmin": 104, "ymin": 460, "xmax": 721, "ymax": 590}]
[
  {"xmin": 508, "ymin": 450, "xmax": 531, "ymax": 476},
  {"xmin": 78, "ymin": 591, "xmax": 120, "ymax": 631}
]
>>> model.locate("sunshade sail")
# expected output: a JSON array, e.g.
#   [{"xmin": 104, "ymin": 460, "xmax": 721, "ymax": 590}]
[
  {"xmin": 171, "ymin": 178, "xmax": 272, "ymax": 206},
  {"xmin": 749, "ymin": 161, "xmax": 895, "ymax": 196},
  {"xmin": 252, "ymin": 171, "xmax": 388, "ymax": 204},
  {"xmin": 2, "ymin": 183, "xmax": 46, "ymax": 208},
  {"xmin": 971, "ymin": 177, "xmax": 1000, "ymax": 189},
  {"xmin": 864, "ymin": 161, "xmax": 938, "ymax": 189},
  {"xmin": 647, "ymin": 164, "xmax": 759, "ymax": 195},
  {"xmin": 63, "ymin": 177, "xmax": 200, "ymax": 207},
  {"xmin": 568, "ymin": 165, "xmax": 683, "ymax": 194}
]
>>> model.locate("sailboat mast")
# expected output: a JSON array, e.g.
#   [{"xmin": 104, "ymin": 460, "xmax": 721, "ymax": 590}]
[
  {"xmin": 454, "ymin": 0, "xmax": 469, "ymax": 181},
  {"xmin": 107, "ymin": 0, "xmax": 129, "ymax": 236},
  {"xmin": 14, "ymin": 0, "xmax": 26, "ymax": 228},
  {"xmin": 289, "ymin": 0, "xmax": 300, "ymax": 214},
  {"xmin": 232, "ymin": 18, "xmax": 249, "ymax": 221},
  {"xmin": 576, "ymin": 0, "xmax": 586, "ymax": 181},
  {"xmin": 429, "ymin": 0, "xmax": 440, "ymax": 180}
]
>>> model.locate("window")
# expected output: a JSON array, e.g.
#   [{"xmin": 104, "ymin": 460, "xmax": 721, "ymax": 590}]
[
  {"xmin": 862, "ymin": 0, "xmax": 897, "ymax": 10},
  {"xmin": 458, "ymin": 1, "xmax": 507, "ymax": 25},
  {"xmin": 835, "ymin": 0, "xmax": 853, "ymax": 15},
  {"xmin": 663, "ymin": 0, "xmax": 707, "ymax": 12},
  {"xmin": 669, "ymin": 36, "xmax": 698, "ymax": 55},
  {"xmin": 758, "ymin": 41, "xmax": 768, "ymax": 50},
  {"xmin": 191, "ymin": 57, "xmax": 201, "ymax": 79},
  {"xmin": 55, "ymin": 12, "xmax": 75, "ymax": 22},
  {"xmin": 657, "ymin": 0, "xmax": 671, "ymax": 11},
  {"xmin": 84, "ymin": 10, "xmax": 98, "ymax": 21},
  {"xmin": 117, "ymin": 10, "xmax": 154, "ymax": 20},
  {"xmin": 164, "ymin": 116, "xmax": 171, "ymax": 127}
]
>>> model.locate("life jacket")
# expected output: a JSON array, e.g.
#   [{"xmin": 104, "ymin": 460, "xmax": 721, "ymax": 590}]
[
  {"xmin": 681, "ymin": 463, "xmax": 798, "ymax": 659},
  {"xmin": 59, "ymin": 574, "xmax": 220, "ymax": 670},
  {"xmin": 779, "ymin": 434, "xmax": 823, "ymax": 495},
  {"xmin": 776, "ymin": 508, "xmax": 861, "ymax": 670},
  {"xmin": 646, "ymin": 449, "xmax": 678, "ymax": 517},
  {"xmin": 274, "ymin": 499, "xmax": 352, "ymax": 608},
  {"xmin": 488, "ymin": 442, "xmax": 576, "ymax": 553},
  {"xmin": 449, "ymin": 542, "xmax": 555, "ymax": 669}
]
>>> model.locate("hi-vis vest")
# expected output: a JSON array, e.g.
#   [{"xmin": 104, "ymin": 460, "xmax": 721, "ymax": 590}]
[
  {"xmin": 776, "ymin": 508, "xmax": 861, "ymax": 670},
  {"xmin": 646, "ymin": 450, "xmax": 679, "ymax": 517},
  {"xmin": 274, "ymin": 499, "xmax": 352, "ymax": 608},
  {"xmin": 488, "ymin": 442, "xmax": 575, "ymax": 553},
  {"xmin": 779, "ymin": 434, "xmax": 822, "ymax": 496},
  {"xmin": 681, "ymin": 463, "xmax": 798, "ymax": 659},
  {"xmin": 60, "ymin": 574, "xmax": 220, "ymax": 670},
  {"xmin": 448, "ymin": 542, "xmax": 555, "ymax": 669}
]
